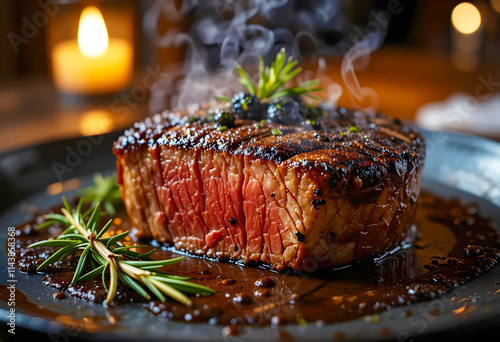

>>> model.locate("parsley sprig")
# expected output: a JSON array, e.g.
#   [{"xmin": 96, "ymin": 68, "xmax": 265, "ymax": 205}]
[
  {"xmin": 30, "ymin": 197, "xmax": 214, "ymax": 306},
  {"xmin": 216, "ymin": 48, "xmax": 323, "ymax": 102}
]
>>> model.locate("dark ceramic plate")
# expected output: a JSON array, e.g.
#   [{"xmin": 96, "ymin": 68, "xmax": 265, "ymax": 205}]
[{"xmin": 1, "ymin": 129, "xmax": 500, "ymax": 341}]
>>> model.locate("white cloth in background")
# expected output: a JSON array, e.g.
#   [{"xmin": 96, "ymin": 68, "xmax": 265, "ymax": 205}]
[{"xmin": 416, "ymin": 92, "xmax": 500, "ymax": 139}]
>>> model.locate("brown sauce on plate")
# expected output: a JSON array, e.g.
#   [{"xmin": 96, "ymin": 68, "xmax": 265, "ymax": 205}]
[{"xmin": 4, "ymin": 192, "xmax": 500, "ymax": 328}]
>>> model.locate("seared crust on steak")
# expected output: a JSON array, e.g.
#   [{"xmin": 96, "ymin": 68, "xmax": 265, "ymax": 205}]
[{"xmin": 113, "ymin": 108, "xmax": 425, "ymax": 271}]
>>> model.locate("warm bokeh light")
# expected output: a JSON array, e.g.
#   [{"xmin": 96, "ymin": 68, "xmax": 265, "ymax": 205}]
[
  {"xmin": 491, "ymin": 0, "xmax": 500, "ymax": 13},
  {"xmin": 78, "ymin": 6, "xmax": 109, "ymax": 57},
  {"xmin": 451, "ymin": 2, "xmax": 482, "ymax": 34},
  {"xmin": 79, "ymin": 109, "xmax": 115, "ymax": 136},
  {"xmin": 46, "ymin": 178, "xmax": 81, "ymax": 195},
  {"xmin": 452, "ymin": 305, "xmax": 467, "ymax": 315}
]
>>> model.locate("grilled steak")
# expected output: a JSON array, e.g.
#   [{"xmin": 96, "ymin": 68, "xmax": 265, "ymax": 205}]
[{"xmin": 113, "ymin": 108, "xmax": 425, "ymax": 271}]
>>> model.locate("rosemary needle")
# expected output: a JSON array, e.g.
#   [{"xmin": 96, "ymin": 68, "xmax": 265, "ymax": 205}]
[{"xmin": 29, "ymin": 197, "xmax": 214, "ymax": 306}]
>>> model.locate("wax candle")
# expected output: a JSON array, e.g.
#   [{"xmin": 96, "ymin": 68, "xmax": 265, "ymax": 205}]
[{"xmin": 51, "ymin": 6, "xmax": 133, "ymax": 95}]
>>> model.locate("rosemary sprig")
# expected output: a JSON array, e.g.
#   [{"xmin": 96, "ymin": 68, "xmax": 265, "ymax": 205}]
[
  {"xmin": 219, "ymin": 48, "xmax": 323, "ymax": 102},
  {"xmin": 80, "ymin": 173, "xmax": 122, "ymax": 215},
  {"xmin": 29, "ymin": 197, "xmax": 214, "ymax": 306}
]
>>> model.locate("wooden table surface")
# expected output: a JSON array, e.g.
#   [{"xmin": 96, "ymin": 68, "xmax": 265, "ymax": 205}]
[
  {"xmin": 0, "ymin": 75, "xmax": 150, "ymax": 153},
  {"xmin": 0, "ymin": 47, "xmax": 498, "ymax": 152}
]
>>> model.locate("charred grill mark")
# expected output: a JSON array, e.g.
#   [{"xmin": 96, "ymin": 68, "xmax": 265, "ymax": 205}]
[
  {"xmin": 311, "ymin": 199, "xmax": 326, "ymax": 206},
  {"xmin": 115, "ymin": 111, "xmax": 424, "ymax": 174},
  {"xmin": 201, "ymin": 122, "xmax": 275, "ymax": 153},
  {"xmin": 327, "ymin": 165, "xmax": 348, "ymax": 190},
  {"xmin": 295, "ymin": 231, "xmax": 306, "ymax": 242}
]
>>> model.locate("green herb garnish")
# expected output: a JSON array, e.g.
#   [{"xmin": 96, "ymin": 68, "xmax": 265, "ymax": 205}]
[
  {"xmin": 272, "ymin": 128, "xmax": 282, "ymax": 136},
  {"xmin": 213, "ymin": 95, "xmax": 232, "ymax": 102},
  {"xmin": 188, "ymin": 116, "xmax": 201, "ymax": 124},
  {"xmin": 339, "ymin": 126, "xmax": 360, "ymax": 136},
  {"xmin": 30, "ymin": 197, "xmax": 214, "ymax": 306},
  {"xmin": 219, "ymin": 48, "xmax": 323, "ymax": 102},
  {"xmin": 80, "ymin": 173, "xmax": 122, "ymax": 215}
]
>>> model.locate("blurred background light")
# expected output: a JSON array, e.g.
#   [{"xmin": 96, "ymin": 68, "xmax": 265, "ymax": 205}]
[{"xmin": 451, "ymin": 2, "xmax": 482, "ymax": 34}]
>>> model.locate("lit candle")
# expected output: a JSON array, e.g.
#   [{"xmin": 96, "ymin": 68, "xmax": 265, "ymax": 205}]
[{"xmin": 51, "ymin": 6, "xmax": 133, "ymax": 95}]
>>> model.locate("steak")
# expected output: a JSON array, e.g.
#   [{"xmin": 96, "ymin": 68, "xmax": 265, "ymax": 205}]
[{"xmin": 113, "ymin": 108, "xmax": 425, "ymax": 271}]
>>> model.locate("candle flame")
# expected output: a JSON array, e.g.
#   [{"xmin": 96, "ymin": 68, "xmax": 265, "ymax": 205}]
[
  {"xmin": 451, "ymin": 2, "xmax": 481, "ymax": 35},
  {"xmin": 78, "ymin": 6, "xmax": 109, "ymax": 57}
]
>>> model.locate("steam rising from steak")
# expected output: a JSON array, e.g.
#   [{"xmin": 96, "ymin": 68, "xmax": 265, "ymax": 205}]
[
  {"xmin": 145, "ymin": 0, "xmax": 385, "ymax": 113},
  {"xmin": 121, "ymin": 1, "xmax": 416, "ymax": 270},
  {"xmin": 113, "ymin": 106, "xmax": 425, "ymax": 271}
]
